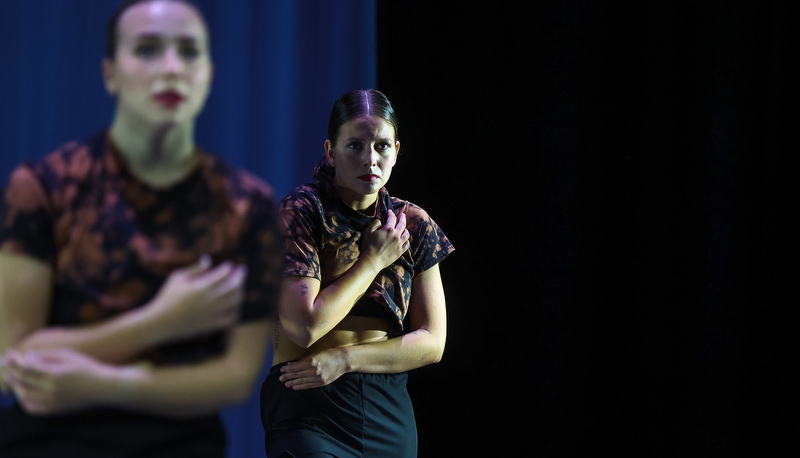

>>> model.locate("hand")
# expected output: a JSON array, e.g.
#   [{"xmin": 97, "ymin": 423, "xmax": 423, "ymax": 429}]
[
  {"xmin": 1, "ymin": 348, "xmax": 117, "ymax": 416},
  {"xmin": 147, "ymin": 255, "xmax": 247, "ymax": 343},
  {"xmin": 279, "ymin": 348, "xmax": 349, "ymax": 390},
  {"xmin": 0, "ymin": 354, "xmax": 11, "ymax": 395},
  {"xmin": 360, "ymin": 211, "xmax": 410, "ymax": 271}
]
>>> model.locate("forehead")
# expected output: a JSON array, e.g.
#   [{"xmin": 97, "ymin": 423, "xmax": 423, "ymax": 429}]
[
  {"xmin": 340, "ymin": 115, "xmax": 396, "ymax": 139},
  {"xmin": 117, "ymin": 1, "xmax": 208, "ymax": 42}
]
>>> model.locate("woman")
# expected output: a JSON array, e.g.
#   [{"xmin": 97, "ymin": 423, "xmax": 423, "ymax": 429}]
[
  {"xmin": 0, "ymin": 0, "xmax": 281, "ymax": 456},
  {"xmin": 261, "ymin": 89, "xmax": 454, "ymax": 457}
]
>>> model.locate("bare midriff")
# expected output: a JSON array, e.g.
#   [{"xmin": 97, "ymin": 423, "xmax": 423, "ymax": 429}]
[{"xmin": 272, "ymin": 316, "xmax": 394, "ymax": 365}]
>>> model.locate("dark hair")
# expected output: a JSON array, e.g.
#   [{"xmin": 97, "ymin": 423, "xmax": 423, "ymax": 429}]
[
  {"xmin": 314, "ymin": 89, "xmax": 400, "ymax": 193},
  {"xmin": 105, "ymin": 0, "xmax": 206, "ymax": 59}
]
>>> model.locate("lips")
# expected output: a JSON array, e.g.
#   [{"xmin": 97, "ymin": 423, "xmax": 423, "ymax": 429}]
[
  {"xmin": 153, "ymin": 90, "xmax": 185, "ymax": 108},
  {"xmin": 358, "ymin": 174, "xmax": 379, "ymax": 182}
]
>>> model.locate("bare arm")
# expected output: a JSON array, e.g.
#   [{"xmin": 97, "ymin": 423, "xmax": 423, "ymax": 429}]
[
  {"xmin": 2, "ymin": 319, "xmax": 271, "ymax": 418},
  {"xmin": 0, "ymin": 253, "xmax": 51, "ymax": 393},
  {"xmin": 0, "ymin": 254, "xmax": 51, "ymax": 357},
  {"xmin": 280, "ymin": 264, "xmax": 447, "ymax": 389},
  {"xmin": 1, "ymin": 252, "xmax": 245, "ymax": 365},
  {"xmin": 279, "ymin": 211, "xmax": 410, "ymax": 348},
  {"xmin": 343, "ymin": 264, "xmax": 447, "ymax": 372}
]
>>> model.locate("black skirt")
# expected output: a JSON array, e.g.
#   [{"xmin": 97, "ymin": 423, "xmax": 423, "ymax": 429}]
[{"xmin": 261, "ymin": 362, "xmax": 417, "ymax": 458}]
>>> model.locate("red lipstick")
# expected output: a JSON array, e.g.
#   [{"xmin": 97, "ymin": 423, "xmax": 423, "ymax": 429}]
[{"xmin": 153, "ymin": 90, "xmax": 185, "ymax": 108}]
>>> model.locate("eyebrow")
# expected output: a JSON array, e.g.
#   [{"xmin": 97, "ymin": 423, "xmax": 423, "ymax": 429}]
[
  {"xmin": 132, "ymin": 32, "xmax": 202, "ymax": 43},
  {"xmin": 344, "ymin": 136, "xmax": 393, "ymax": 143}
]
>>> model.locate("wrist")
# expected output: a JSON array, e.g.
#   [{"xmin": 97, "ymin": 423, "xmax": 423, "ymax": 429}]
[
  {"xmin": 336, "ymin": 346, "xmax": 354, "ymax": 373},
  {"xmin": 103, "ymin": 363, "xmax": 150, "ymax": 409},
  {"xmin": 135, "ymin": 300, "xmax": 172, "ymax": 347},
  {"xmin": 354, "ymin": 256, "xmax": 384, "ymax": 279}
]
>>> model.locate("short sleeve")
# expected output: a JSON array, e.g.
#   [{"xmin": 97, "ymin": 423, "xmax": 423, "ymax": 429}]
[
  {"xmin": 0, "ymin": 165, "xmax": 57, "ymax": 261},
  {"xmin": 402, "ymin": 202, "xmax": 455, "ymax": 275},
  {"xmin": 279, "ymin": 188, "xmax": 323, "ymax": 280}
]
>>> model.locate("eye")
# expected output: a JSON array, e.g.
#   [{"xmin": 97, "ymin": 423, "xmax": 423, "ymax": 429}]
[
  {"xmin": 178, "ymin": 42, "xmax": 201, "ymax": 60},
  {"xmin": 347, "ymin": 142, "xmax": 363, "ymax": 150},
  {"xmin": 375, "ymin": 142, "xmax": 393, "ymax": 152},
  {"xmin": 134, "ymin": 42, "xmax": 161, "ymax": 58}
]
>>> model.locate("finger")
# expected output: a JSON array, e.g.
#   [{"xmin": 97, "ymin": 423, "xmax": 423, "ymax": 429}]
[
  {"xmin": 385, "ymin": 210, "xmax": 397, "ymax": 229},
  {"xmin": 223, "ymin": 264, "xmax": 248, "ymax": 289},
  {"xmin": 280, "ymin": 362, "xmax": 308, "ymax": 374},
  {"xmin": 366, "ymin": 218, "xmax": 382, "ymax": 234},
  {"xmin": 3, "ymin": 351, "xmax": 33, "ymax": 372},
  {"xmin": 197, "ymin": 261, "xmax": 237, "ymax": 285},
  {"xmin": 288, "ymin": 380, "xmax": 322, "ymax": 390},
  {"xmin": 394, "ymin": 212, "xmax": 407, "ymax": 232},
  {"xmin": 4, "ymin": 368, "xmax": 41, "ymax": 392},
  {"xmin": 183, "ymin": 254, "xmax": 213, "ymax": 277},
  {"xmin": 216, "ymin": 269, "xmax": 246, "ymax": 304}
]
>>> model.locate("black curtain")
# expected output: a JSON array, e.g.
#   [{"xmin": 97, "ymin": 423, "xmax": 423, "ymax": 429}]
[{"xmin": 377, "ymin": 1, "xmax": 796, "ymax": 456}]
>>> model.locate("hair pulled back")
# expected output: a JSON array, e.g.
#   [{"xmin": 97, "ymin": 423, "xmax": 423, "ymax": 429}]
[
  {"xmin": 105, "ymin": 0, "xmax": 206, "ymax": 59},
  {"xmin": 314, "ymin": 89, "xmax": 399, "ymax": 194}
]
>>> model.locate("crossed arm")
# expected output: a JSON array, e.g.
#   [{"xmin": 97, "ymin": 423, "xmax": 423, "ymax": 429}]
[
  {"xmin": 276, "ymin": 211, "xmax": 448, "ymax": 390},
  {"xmin": 0, "ymin": 252, "xmax": 270, "ymax": 418}
]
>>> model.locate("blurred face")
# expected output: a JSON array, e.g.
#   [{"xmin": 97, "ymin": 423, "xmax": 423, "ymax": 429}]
[
  {"xmin": 103, "ymin": 0, "xmax": 212, "ymax": 128},
  {"xmin": 325, "ymin": 115, "xmax": 400, "ymax": 211}
]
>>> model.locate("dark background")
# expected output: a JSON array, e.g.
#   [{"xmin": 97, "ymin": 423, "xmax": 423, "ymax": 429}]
[{"xmin": 377, "ymin": 2, "xmax": 797, "ymax": 456}]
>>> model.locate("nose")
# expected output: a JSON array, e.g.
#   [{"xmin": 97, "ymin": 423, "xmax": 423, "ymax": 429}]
[
  {"xmin": 161, "ymin": 46, "xmax": 184, "ymax": 75},
  {"xmin": 363, "ymin": 148, "xmax": 378, "ymax": 166}
]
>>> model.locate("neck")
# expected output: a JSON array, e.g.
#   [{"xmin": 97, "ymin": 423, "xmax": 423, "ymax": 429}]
[
  {"xmin": 335, "ymin": 185, "xmax": 378, "ymax": 214},
  {"xmin": 109, "ymin": 117, "xmax": 197, "ymax": 189}
]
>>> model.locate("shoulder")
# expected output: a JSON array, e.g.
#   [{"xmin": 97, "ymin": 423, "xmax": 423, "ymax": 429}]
[
  {"xmin": 5, "ymin": 133, "xmax": 104, "ymax": 197},
  {"xmin": 32, "ymin": 134, "xmax": 104, "ymax": 182},
  {"xmin": 390, "ymin": 196, "xmax": 433, "ymax": 226},
  {"xmin": 279, "ymin": 183, "xmax": 323, "ymax": 212},
  {"xmin": 389, "ymin": 194, "xmax": 455, "ymax": 258}
]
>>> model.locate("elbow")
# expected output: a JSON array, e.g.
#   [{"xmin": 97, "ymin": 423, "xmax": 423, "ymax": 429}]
[
  {"xmin": 286, "ymin": 327, "xmax": 325, "ymax": 349},
  {"xmin": 284, "ymin": 329, "xmax": 315, "ymax": 349},
  {"xmin": 279, "ymin": 312, "xmax": 323, "ymax": 349},
  {"xmin": 427, "ymin": 333, "xmax": 446, "ymax": 365},
  {"xmin": 429, "ymin": 345, "xmax": 445, "ymax": 365}
]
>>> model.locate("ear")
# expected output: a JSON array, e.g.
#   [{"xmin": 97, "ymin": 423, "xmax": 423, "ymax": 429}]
[
  {"xmin": 391, "ymin": 140, "xmax": 400, "ymax": 167},
  {"xmin": 101, "ymin": 58, "xmax": 119, "ymax": 95},
  {"xmin": 324, "ymin": 139, "xmax": 335, "ymax": 167}
]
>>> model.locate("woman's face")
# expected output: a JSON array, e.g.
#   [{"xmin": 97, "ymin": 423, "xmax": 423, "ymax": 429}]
[
  {"xmin": 103, "ymin": 0, "xmax": 212, "ymax": 128},
  {"xmin": 325, "ymin": 115, "xmax": 400, "ymax": 211}
]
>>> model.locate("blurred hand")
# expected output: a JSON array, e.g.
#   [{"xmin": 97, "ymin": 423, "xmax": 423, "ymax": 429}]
[
  {"xmin": 147, "ymin": 255, "xmax": 247, "ymax": 343},
  {"xmin": 0, "ymin": 355, "xmax": 11, "ymax": 395},
  {"xmin": 361, "ymin": 211, "xmax": 410, "ymax": 272},
  {"xmin": 1, "ymin": 348, "xmax": 117, "ymax": 416}
]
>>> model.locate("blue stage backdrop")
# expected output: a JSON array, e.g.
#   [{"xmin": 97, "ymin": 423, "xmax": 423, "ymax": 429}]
[{"xmin": 0, "ymin": 1, "xmax": 376, "ymax": 457}]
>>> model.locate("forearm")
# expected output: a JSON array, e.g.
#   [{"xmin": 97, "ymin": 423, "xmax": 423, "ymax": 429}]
[
  {"xmin": 340, "ymin": 265, "xmax": 447, "ymax": 374},
  {"xmin": 105, "ymin": 358, "xmax": 252, "ymax": 418},
  {"xmin": 100, "ymin": 320, "xmax": 269, "ymax": 418},
  {"xmin": 340, "ymin": 328, "xmax": 445, "ymax": 374},
  {"xmin": 16, "ymin": 306, "xmax": 164, "ymax": 365},
  {"xmin": 283, "ymin": 258, "xmax": 383, "ymax": 347}
]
